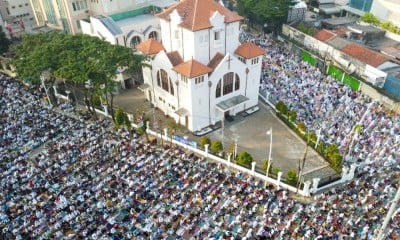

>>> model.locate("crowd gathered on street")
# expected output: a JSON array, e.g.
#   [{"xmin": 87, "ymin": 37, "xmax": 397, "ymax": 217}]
[{"xmin": 0, "ymin": 31, "xmax": 399, "ymax": 239}]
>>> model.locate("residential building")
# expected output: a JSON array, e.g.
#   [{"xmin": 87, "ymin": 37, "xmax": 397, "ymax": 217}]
[
  {"xmin": 135, "ymin": 0, "xmax": 265, "ymax": 132},
  {"xmin": 0, "ymin": 0, "xmax": 36, "ymax": 37},
  {"xmin": 370, "ymin": 0, "xmax": 400, "ymax": 27},
  {"xmin": 29, "ymin": 0, "xmax": 176, "ymax": 34}
]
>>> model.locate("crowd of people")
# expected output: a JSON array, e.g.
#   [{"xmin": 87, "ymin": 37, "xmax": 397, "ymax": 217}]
[{"xmin": 0, "ymin": 30, "xmax": 400, "ymax": 239}]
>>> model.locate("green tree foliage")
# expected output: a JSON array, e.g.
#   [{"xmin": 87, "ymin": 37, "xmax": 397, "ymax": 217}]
[
  {"xmin": 360, "ymin": 13, "xmax": 381, "ymax": 26},
  {"xmin": 297, "ymin": 22, "xmax": 315, "ymax": 36},
  {"xmin": 114, "ymin": 108, "xmax": 127, "ymax": 127},
  {"xmin": 262, "ymin": 159, "xmax": 273, "ymax": 173},
  {"xmin": 0, "ymin": 26, "xmax": 11, "ymax": 55},
  {"xmin": 237, "ymin": 151, "xmax": 253, "ymax": 168},
  {"xmin": 211, "ymin": 141, "xmax": 223, "ymax": 154},
  {"xmin": 11, "ymin": 33, "xmax": 146, "ymax": 120},
  {"xmin": 276, "ymin": 100, "xmax": 288, "ymax": 115},
  {"xmin": 198, "ymin": 136, "xmax": 211, "ymax": 149},
  {"xmin": 288, "ymin": 110, "xmax": 297, "ymax": 122},
  {"xmin": 297, "ymin": 122, "xmax": 306, "ymax": 132},
  {"xmin": 325, "ymin": 144, "xmax": 343, "ymax": 170},
  {"xmin": 286, "ymin": 169, "xmax": 298, "ymax": 186},
  {"xmin": 237, "ymin": 0, "xmax": 297, "ymax": 34}
]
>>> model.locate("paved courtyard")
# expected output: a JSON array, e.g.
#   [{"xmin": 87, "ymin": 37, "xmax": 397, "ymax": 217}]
[{"xmin": 114, "ymin": 87, "xmax": 338, "ymax": 181}]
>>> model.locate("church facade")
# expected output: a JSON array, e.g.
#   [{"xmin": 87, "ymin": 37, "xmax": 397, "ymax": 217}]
[{"xmin": 136, "ymin": 0, "xmax": 264, "ymax": 132}]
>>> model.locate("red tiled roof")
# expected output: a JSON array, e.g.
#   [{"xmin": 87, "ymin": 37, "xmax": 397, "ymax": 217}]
[
  {"xmin": 207, "ymin": 52, "xmax": 225, "ymax": 70},
  {"xmin": 313, "ymin": 29, "xmax": 336, "ymax": 42},
  {"xmin": 341, "ymin": 43, "xmax": 389, "ymax": 67},
  {"xmin": 173, "ymin": 59, "xmax": 213, "ymax": 78},
  {"xmin": 156, "ymin": 0, "xmax": 243, "ymax": 31},
  {"xmin": 166, "ymin": 51, "xmax": 184, "ymax": 66},
  {"xmin": 135, "ymin": 38, "xmax": 164, "ymax": 55},
  {"xmin": 234, "ymin": 42, "xmax": 265, "ymax": 59}
]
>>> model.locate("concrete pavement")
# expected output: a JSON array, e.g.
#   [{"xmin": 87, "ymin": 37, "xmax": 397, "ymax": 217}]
[{"xmin": 113, "ymin": 86, "xmax": 339, "ymax": 182}]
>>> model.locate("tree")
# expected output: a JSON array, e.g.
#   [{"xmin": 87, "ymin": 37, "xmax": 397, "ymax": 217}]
[
  {"xmin": 0, "ymin": 26, "xmax": 11, "ymax": 55},
  {"xmin": 211, "ymin": 141, "xmax": 223, "ymax": 155},
  {"xmin": 114, "ymin": 107, "xmax": 127, "ymax": 128},
  {"xmin": 360, "ymin": 13, "xmax": 381, "ymax": 26},
  {"xmin": 198, "ymin": 136, "xmax": 211, "ymax": 149},
  {"xmin": 325, "ymin": 144, "xmax": 343, "ymax": 170},
  {"xmin": 287, "ymin": 169, "xmax": 298, "ymax": 186},
  {"xmin": 276, "ymin": 100, "xmax": 288, "ymax": 115},
  {"xmin": 262, "ymin": 159, "xmax": 273, "ymax": 173},
  {"xmin": 237, "ymin": 0, "xmax": 297, "ymax": 35},
  {"xmin": 11, "ymin": 33, "xmax": 146, "ymax": 120},
  {"xmin": 237, "ymin": 151, "xmax": 253, "ymax": 168},
  {"xmin": 288, "ymin": 110, "xmax": 297, "ymax": 122}
]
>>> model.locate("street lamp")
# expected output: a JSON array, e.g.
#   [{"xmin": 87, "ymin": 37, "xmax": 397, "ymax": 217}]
[{"xmin": 266, "ymin": 128, "xmax": 273, "ymax": 178}]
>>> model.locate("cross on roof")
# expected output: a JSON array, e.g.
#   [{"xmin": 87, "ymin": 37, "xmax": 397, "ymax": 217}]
[{"xmin": 226, "ymin": 55, "xmax": 233, "ymax": 70}]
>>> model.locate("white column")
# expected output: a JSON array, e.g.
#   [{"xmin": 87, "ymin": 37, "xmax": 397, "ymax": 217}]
[
  {"xmin": 341, "ymin": 166, "xmax": 349, "ymax": 182},
  {"xmin": 146, "ymin": 121, "xmax": 150, "ymax": 133},
  {"xmin": 163, "ymin": 128, "xmax": 168, "ymax": 142},
  {"xmin": 277, "ymin": 172, "xmax": 283, "ymax": 190},
  {"xmin": 128, "ymin": 114, "xmax": 134, "ymax": 122},
  {"xmin": 312, "ymin": 178, "xmax": 320, "ymax": 193},
  {"xmin": 251, "ymin": 162, "xmax": 256, "ymax": 175},
  {"xmin": 205, "ymin": 144, "xmax": 209, "ymax": 158},
  {"xmin": 103, "ymin": 105, "xmax": 109, "ymax": 116},
  {"xmin": 227, "ymin": 153, "xmax": 231, "ymax": 167},
  {"xmin": 347, "ymin": 164, "xmax": 357, "ymax": 181},
  {"xmin": 303, "ymin": 181, "xmax": 311, "ymax": 197},
  {"xmin": 234, "ymin": 140, "xmax": 238, "ymax": 159},
  {"xmin": 53, "ymin": 85, "xmax": 58, "ymax": 97}
]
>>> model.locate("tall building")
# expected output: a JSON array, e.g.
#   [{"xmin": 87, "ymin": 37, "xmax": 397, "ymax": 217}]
[
  {"xmin": 370, "ymin": 0, "xmax": 400, "ymax": 27},
  {"xmin": 0, "ymin": 0, "xmax": 36, "ymax": 37},
  {"xmin": 29, "ymin": 0, "xmax": 90, "ymax": 34},
  {"xmin": 29, "ymin": 0, "xmax": 176, "ymax": 34},
  {"xmin": 136, "ymin": 0, "xmax": 265, "ymax": 132}
]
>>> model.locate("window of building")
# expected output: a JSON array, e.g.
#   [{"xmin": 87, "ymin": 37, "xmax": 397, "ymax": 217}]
[
  {"xmin": 76, "ymin": 20, "xmax": 81, "ymax": 29},
  {"xmin": 235, "ymin": 73, "xmax": 240, "ymax": 90},
  {"xmin": 238, "ymin": 56, "xmax": 245, "ymax": 63},
  {"xmin": 251, "ymin": 57, "xmax": 259, "ymax": 65},
  {"xmin": 72, "ymin": 3, "xmax": 77, "ymax": 11},
  {"xmin": 214, "ymin": 31, "xmax": 220, "ymax": 40},
  {"xmin": 12, "ymin": 6, "xmax": 15, "ymax": 9},
  {"xmin": 223, "ymin": 72, "xmax": 234, "ymax": 95},
  {"xmin": 19, "ymin": 5, "xmax": 23, "ymax": 7},
  {"xmin": 195, "ymin": 75, "xmax": 204, "ymax": 84},
  {"xmin": 215, "ymin": 72, "xmax": 240, "ymax": 98},
  {"xmin": 130, "ymin": 36, "xmax": 141, "ymax": 48},
  {"xmin": 216, "ymin": 80, "xmax": 221, "ymax": 98},
  {"xmin": 25, "ymin": 3, "xmax": 29, "ymax": 6},
  {"xmin": 181, "ymin": 75, "xmax": 188, "ymax": 84},
  {"xmin": 149, "ymin": 31, "xmax": 158, "ymax": 40},
  {"xmin": 157, "ymin": 69, "xmax": 174, "ymax": 96}
]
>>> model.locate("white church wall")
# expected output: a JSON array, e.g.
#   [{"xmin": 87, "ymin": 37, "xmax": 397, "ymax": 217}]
[
  {"xmin": 181, "ymin": 28, "xmax": 195, "ymax": 62},
  {"xmin": 193, "ymin": 29, "xmax": 211, "ymax": 65},
  {"xmin": 160, "ymin": 19, "xmax": 172, "ymax": 51},
  {"xmin": 189, "ymin": 76, "xmax": 212, "ymax": 132},
  {"xmin": 225, "ymin": 22, "xmax": 241, "ymax": 55}
]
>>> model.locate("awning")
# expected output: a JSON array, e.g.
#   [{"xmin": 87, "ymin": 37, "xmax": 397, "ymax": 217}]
[
  {"xmin": 216, "ymin": 95, "xmax": 249, "ymax": 112},
  {"xmin": 138, "ymin": 83, "xmax": 150, "ymax": 91},
  {"xmin": 175, "ymin": 107, "xmax": 189, "ymax": 117}
]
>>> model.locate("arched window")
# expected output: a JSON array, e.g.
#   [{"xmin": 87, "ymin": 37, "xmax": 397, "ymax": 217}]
[
  {"xmin": 216, "ymin": 80, "xmax": 221, "ymax": 98},
  {"xmin": 215, "ymin": 72, "xmax": 240, "ymax": 98},
  {"xmin": 130, "ymin": 36, "xmax": 141, "ymax": 48},
  {"xmin": 149, "ymin": 31, "xmax": 158, "ymax": 40},
  {"xmin": 157, "ymin": 69, "xmax": 174, "ymax": 95},
  {"xmin": 223, "ymin": 72, "xmax": 234, "ymax": 95},
  {"xmin": 235, "ymin": 73, "xmax": 240, "ymax": 90}
]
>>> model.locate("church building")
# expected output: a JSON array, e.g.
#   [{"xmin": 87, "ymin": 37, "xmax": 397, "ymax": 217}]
[{"xmin": 136, "ymin": 0, "xmax": 265, "ymax": 132}]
